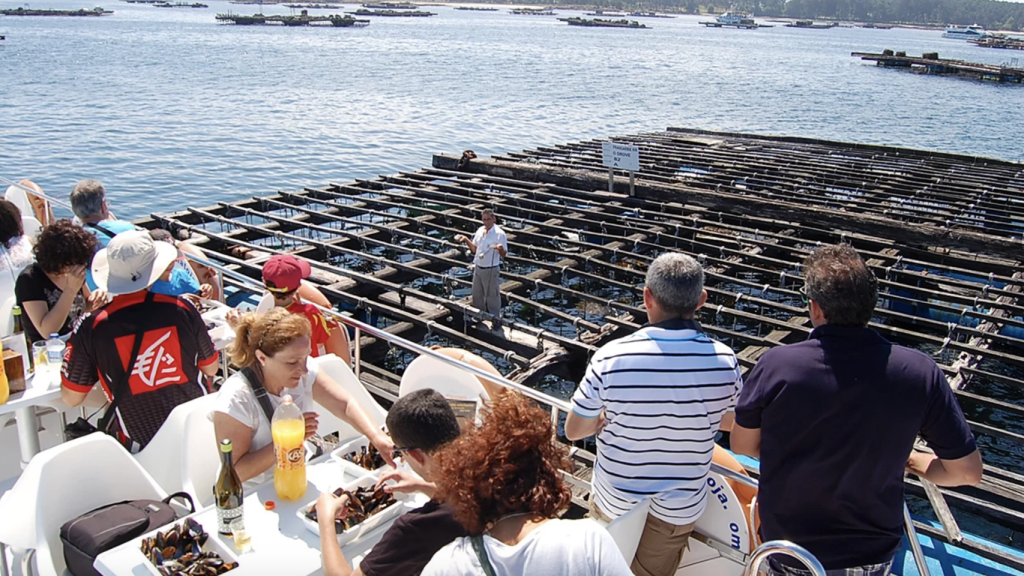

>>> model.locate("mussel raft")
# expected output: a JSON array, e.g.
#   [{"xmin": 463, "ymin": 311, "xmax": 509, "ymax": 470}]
[{"xmin": 138, "ymin": 127, "xmax": 1024, "ymax": 566}]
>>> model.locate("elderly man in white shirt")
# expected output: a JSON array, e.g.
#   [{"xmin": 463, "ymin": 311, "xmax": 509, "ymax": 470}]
[{"xmin": 455, "ymin": 209, "xmax": 508, "ymax": 329}]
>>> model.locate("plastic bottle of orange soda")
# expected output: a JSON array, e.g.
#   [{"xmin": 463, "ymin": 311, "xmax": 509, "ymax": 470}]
[{"xmin": 271, "ymin": 394, "xmax": 306, "ymax": 501}]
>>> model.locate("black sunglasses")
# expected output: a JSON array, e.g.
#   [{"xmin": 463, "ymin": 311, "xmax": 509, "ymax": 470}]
[{"xmin": 392, "ymin": 446, "xmax": 416, "ymax": 461}]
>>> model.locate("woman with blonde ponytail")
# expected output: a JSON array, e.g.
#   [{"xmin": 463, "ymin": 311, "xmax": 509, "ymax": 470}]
[{"xmin": 212, "ymin": 308, "xmax": 394, "ymax": 484}]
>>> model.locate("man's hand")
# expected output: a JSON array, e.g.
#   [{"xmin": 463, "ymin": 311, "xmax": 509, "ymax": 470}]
[
  {"xmin": 316, "ymin": 491, "xmax": 350, "ymax": 524},
  {"xmin": 225, "ymin": 308, "xmax": 242, "ymax": 329},
  {"xmin": 454, "ymin": 234, "xmax": 468, "ymax": 244},
  {"xmin": 200, "ymin": 284, "xmax": 215, "ymax": 299},
  {"xmin": 371, "ymin": 433, "xmax": 396, "ymax": 468},
  {"xmin": 377, "ymin": 469, "xmax": 435, "ymax": 498}
]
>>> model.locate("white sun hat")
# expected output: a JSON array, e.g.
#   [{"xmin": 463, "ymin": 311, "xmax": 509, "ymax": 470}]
[{"xmin": 91, "ymin": 230, "xmax": 178, "ymax": 295}]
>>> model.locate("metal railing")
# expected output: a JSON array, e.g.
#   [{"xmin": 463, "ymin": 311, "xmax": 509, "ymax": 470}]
[{"xmin": 743, "ymin": 540, "xmax": 827, "ymax": 576}]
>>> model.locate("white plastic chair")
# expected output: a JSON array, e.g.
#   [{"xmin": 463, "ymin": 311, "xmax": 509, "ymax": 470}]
[
  {"xmin": 0, "ymin": 296, "xmax": 15, "ymax": 338},
  {"xmin": 255, "ymin": 292, "xmax": 273, "ymax": 313},
  {"xmin": 398, "ymin": 354, "xmax": 490, "ymax": 403},
  {"xmin": 313, "ymin": 354, "xmax": 387, "ymax": 441},
  {"xmin": 22, "ymin": 216, "xmax": 43, "ymax": 239},
  {"xmin": 180, "ymin": 395, "xmax": 222, "ymax": 508},
  {"xmin": 134, "ymin": 394, "xmax": 219, "ymax": 504},
  {"xmin": 599, "ymin": 498, "xmax": 651, "ymax": 563},
  {"xmin": 0, "ymin": 434, "xmax": 166, "ymax": 576},
  {"xmin": 4, "ymin": 184, "xmax": 35, "ymax": 223}
]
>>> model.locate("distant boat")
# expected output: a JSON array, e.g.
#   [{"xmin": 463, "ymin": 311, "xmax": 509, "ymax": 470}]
[
  {"xmin": 702, "ymin": 11, "xmax": 769, "ymax": 29},
  {"xmin": 585, "ymin": 10, "xmax": 625, "ymax": 17},
  {"xmin": 943, "ymin": 24, "xmax": 987, "ymax": 40},
  {"xmin": 454, "ymin": 6, "xmax": 498, "ymax": 10}
]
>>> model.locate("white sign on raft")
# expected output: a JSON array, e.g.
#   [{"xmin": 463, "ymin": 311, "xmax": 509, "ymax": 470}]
[{"xmin": 601, "ymin": 142, "xmax": 640, "ymax": 172}]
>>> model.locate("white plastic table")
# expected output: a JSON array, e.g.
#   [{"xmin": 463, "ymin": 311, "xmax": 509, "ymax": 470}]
[
  {"xmin": 0, "ymin": 369, "xmax": 61, "ymax": 469},
  {"xmin": 95, "ymin": 459, "xmax": 395, "ymax": 576}
]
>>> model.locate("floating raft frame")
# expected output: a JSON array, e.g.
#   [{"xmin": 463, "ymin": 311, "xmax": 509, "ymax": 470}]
[
  {"xmin": 853, "ymin": 50, "xmax": 1024, "ymax": 83},
  {"xmin": 141, "ymin": 128, "xmax": 1024, "ymax": 568}
]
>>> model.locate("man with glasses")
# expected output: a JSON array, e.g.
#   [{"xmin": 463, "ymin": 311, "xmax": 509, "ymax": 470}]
[
  {"xmin": 315, "ymin": 389, "xmax": 467, "ymax": 576},
  {"xmin": 731, "ymin": 244, "xmax": 983, "ymax": 576}
]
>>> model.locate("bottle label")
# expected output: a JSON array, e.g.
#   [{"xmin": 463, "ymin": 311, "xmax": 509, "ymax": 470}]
[
  {"xmin": 276, "ymin": 444, "xmax": 305, "ymax": 470},
  {"xmin": 217, "ymin": 505, "xmax": 243, "ymax": 534}
]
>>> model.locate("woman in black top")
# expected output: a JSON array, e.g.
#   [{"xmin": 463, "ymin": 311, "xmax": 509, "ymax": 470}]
[{"xmin": 15, "ymin": 220, "xmax": 99, "ymax": 344}]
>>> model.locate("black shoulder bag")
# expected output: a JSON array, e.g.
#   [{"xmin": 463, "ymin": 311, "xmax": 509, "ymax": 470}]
[
  {"xmin": 61, "ymin": 491, "xmax": 195, "ymax": 576},
  {"xmin": 64, "ymin": 291, "xmax": 155, "ymax": 444},
  {"xmin": 471, "ymin": 535, "xmax": 498, "ymax": 576}
]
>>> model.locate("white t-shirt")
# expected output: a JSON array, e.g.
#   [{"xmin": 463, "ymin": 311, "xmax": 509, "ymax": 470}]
[
  {"xmin": 471, "ymin": 225, "xmax": 508, "ymax": 268},
  {"xmin": 212, "ymin": 357, "xmax": 319, "ymax": 482},
  {"xmin": 420, "ymin": 519, "xmax": 632, "ymax": 576}
]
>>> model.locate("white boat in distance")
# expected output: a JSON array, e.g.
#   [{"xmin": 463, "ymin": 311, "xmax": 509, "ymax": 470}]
[
  {"xmin": 702, "ymin": 11, "xmax": 769, "ymax": 29},
  {"xmin": 943, "ymin": 24, "xmax": 987, "ymax": 39}
]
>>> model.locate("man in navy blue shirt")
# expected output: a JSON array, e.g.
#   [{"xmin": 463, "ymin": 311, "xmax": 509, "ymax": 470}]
[{"xmin": 732, "ymin": 245, "xmax": 982, "ymax": 576}]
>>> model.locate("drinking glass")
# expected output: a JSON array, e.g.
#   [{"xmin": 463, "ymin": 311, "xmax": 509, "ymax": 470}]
[
  {"xmin": 230, "ymin": 518, "xmax": 251, "ymax": 553},
  {"xmin": 31, "ymin": 342, "xmax": 48, "ymax": 377}
]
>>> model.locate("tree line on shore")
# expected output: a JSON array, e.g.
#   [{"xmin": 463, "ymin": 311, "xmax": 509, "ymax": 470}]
[{"xmin": 536, "ymin": 0, "xmax": 1024, "ymax": 30}]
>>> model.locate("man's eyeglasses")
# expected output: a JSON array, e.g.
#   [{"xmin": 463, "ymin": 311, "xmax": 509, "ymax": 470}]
[
  {"xmin": 392, "ymin": 446, "xmax": 416, "ymax": 461},
  {"xmin": 799, "ymin": 285, "xmax": 810, "ymax": 305}
]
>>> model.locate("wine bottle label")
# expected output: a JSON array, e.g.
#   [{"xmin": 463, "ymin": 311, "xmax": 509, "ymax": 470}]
[
  {"xmin": 217, "ymin": 505, "xmax": 243, "ymax": 534},
  {"xmin": 276, "ymin": 444, "xmax": 305, "ymax": 470}
]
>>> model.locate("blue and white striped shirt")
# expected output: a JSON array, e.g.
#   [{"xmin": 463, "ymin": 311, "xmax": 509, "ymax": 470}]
[{"xmin": 571, "ymin": 320, "xmax": 742, "ymax": 525}]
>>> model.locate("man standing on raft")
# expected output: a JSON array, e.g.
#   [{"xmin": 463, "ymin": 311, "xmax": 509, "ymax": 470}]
[{"xmin": 455, "ymin": 208, "xmax": 507, "ymax": 331}]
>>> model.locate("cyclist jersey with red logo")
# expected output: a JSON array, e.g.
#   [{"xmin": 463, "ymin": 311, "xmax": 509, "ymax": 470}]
[
  {"xmin": 62, "ymin": 290, "xmax": 219, "ymax": 447},
  {"xmin": 285, "ymin": 300, "xmax": 335, "ymax": 358}
]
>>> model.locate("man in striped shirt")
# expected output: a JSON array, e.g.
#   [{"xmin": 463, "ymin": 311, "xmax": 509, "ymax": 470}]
[{"xmin": 565, "ymin": 252, "xmax": 742, "ymax": 576}]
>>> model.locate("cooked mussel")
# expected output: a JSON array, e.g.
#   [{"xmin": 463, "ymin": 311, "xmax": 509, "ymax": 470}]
[
  {"xmin": 304, "ymin": 484, "xmax": 397, "ymax": 534},
  {"xmin": 140, "ymin": 520, "xmax": 237, "ymax": 574}
]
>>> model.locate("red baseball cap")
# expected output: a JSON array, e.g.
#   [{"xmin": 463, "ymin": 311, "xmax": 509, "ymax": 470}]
[{"xmin": 262, "ymin": 254, "xmax": 311, "ymax": 293}]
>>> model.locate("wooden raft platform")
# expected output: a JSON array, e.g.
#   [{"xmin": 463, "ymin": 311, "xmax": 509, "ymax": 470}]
[
  {"xmin": 139, "ymin": 128, "xmax": 1024, "ymax": 567},
  {"xmin": 853, "ymin": 50, "xmax": 1024, "ymax": 83}
]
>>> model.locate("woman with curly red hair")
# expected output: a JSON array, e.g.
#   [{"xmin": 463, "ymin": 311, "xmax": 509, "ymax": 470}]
[
  {"xmin": 15, "ymin": 220, "xmax": 99, "ymax": 344},
  {"xmin": 420, "ymin": 392, "xmax": 632, "ymax": 576}
]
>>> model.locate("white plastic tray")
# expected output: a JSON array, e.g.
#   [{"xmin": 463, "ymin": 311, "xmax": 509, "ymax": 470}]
[
  {"xmin": 134, "ymin": 517, "xmax": 242, "ymax": 576},
  {"xmin": 297, "ymin": 475, "xmax": 408, "ymax": 547},
  {"xmin": 330, "ymin": 435, "xmax": 391, "ymax": 480}
]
